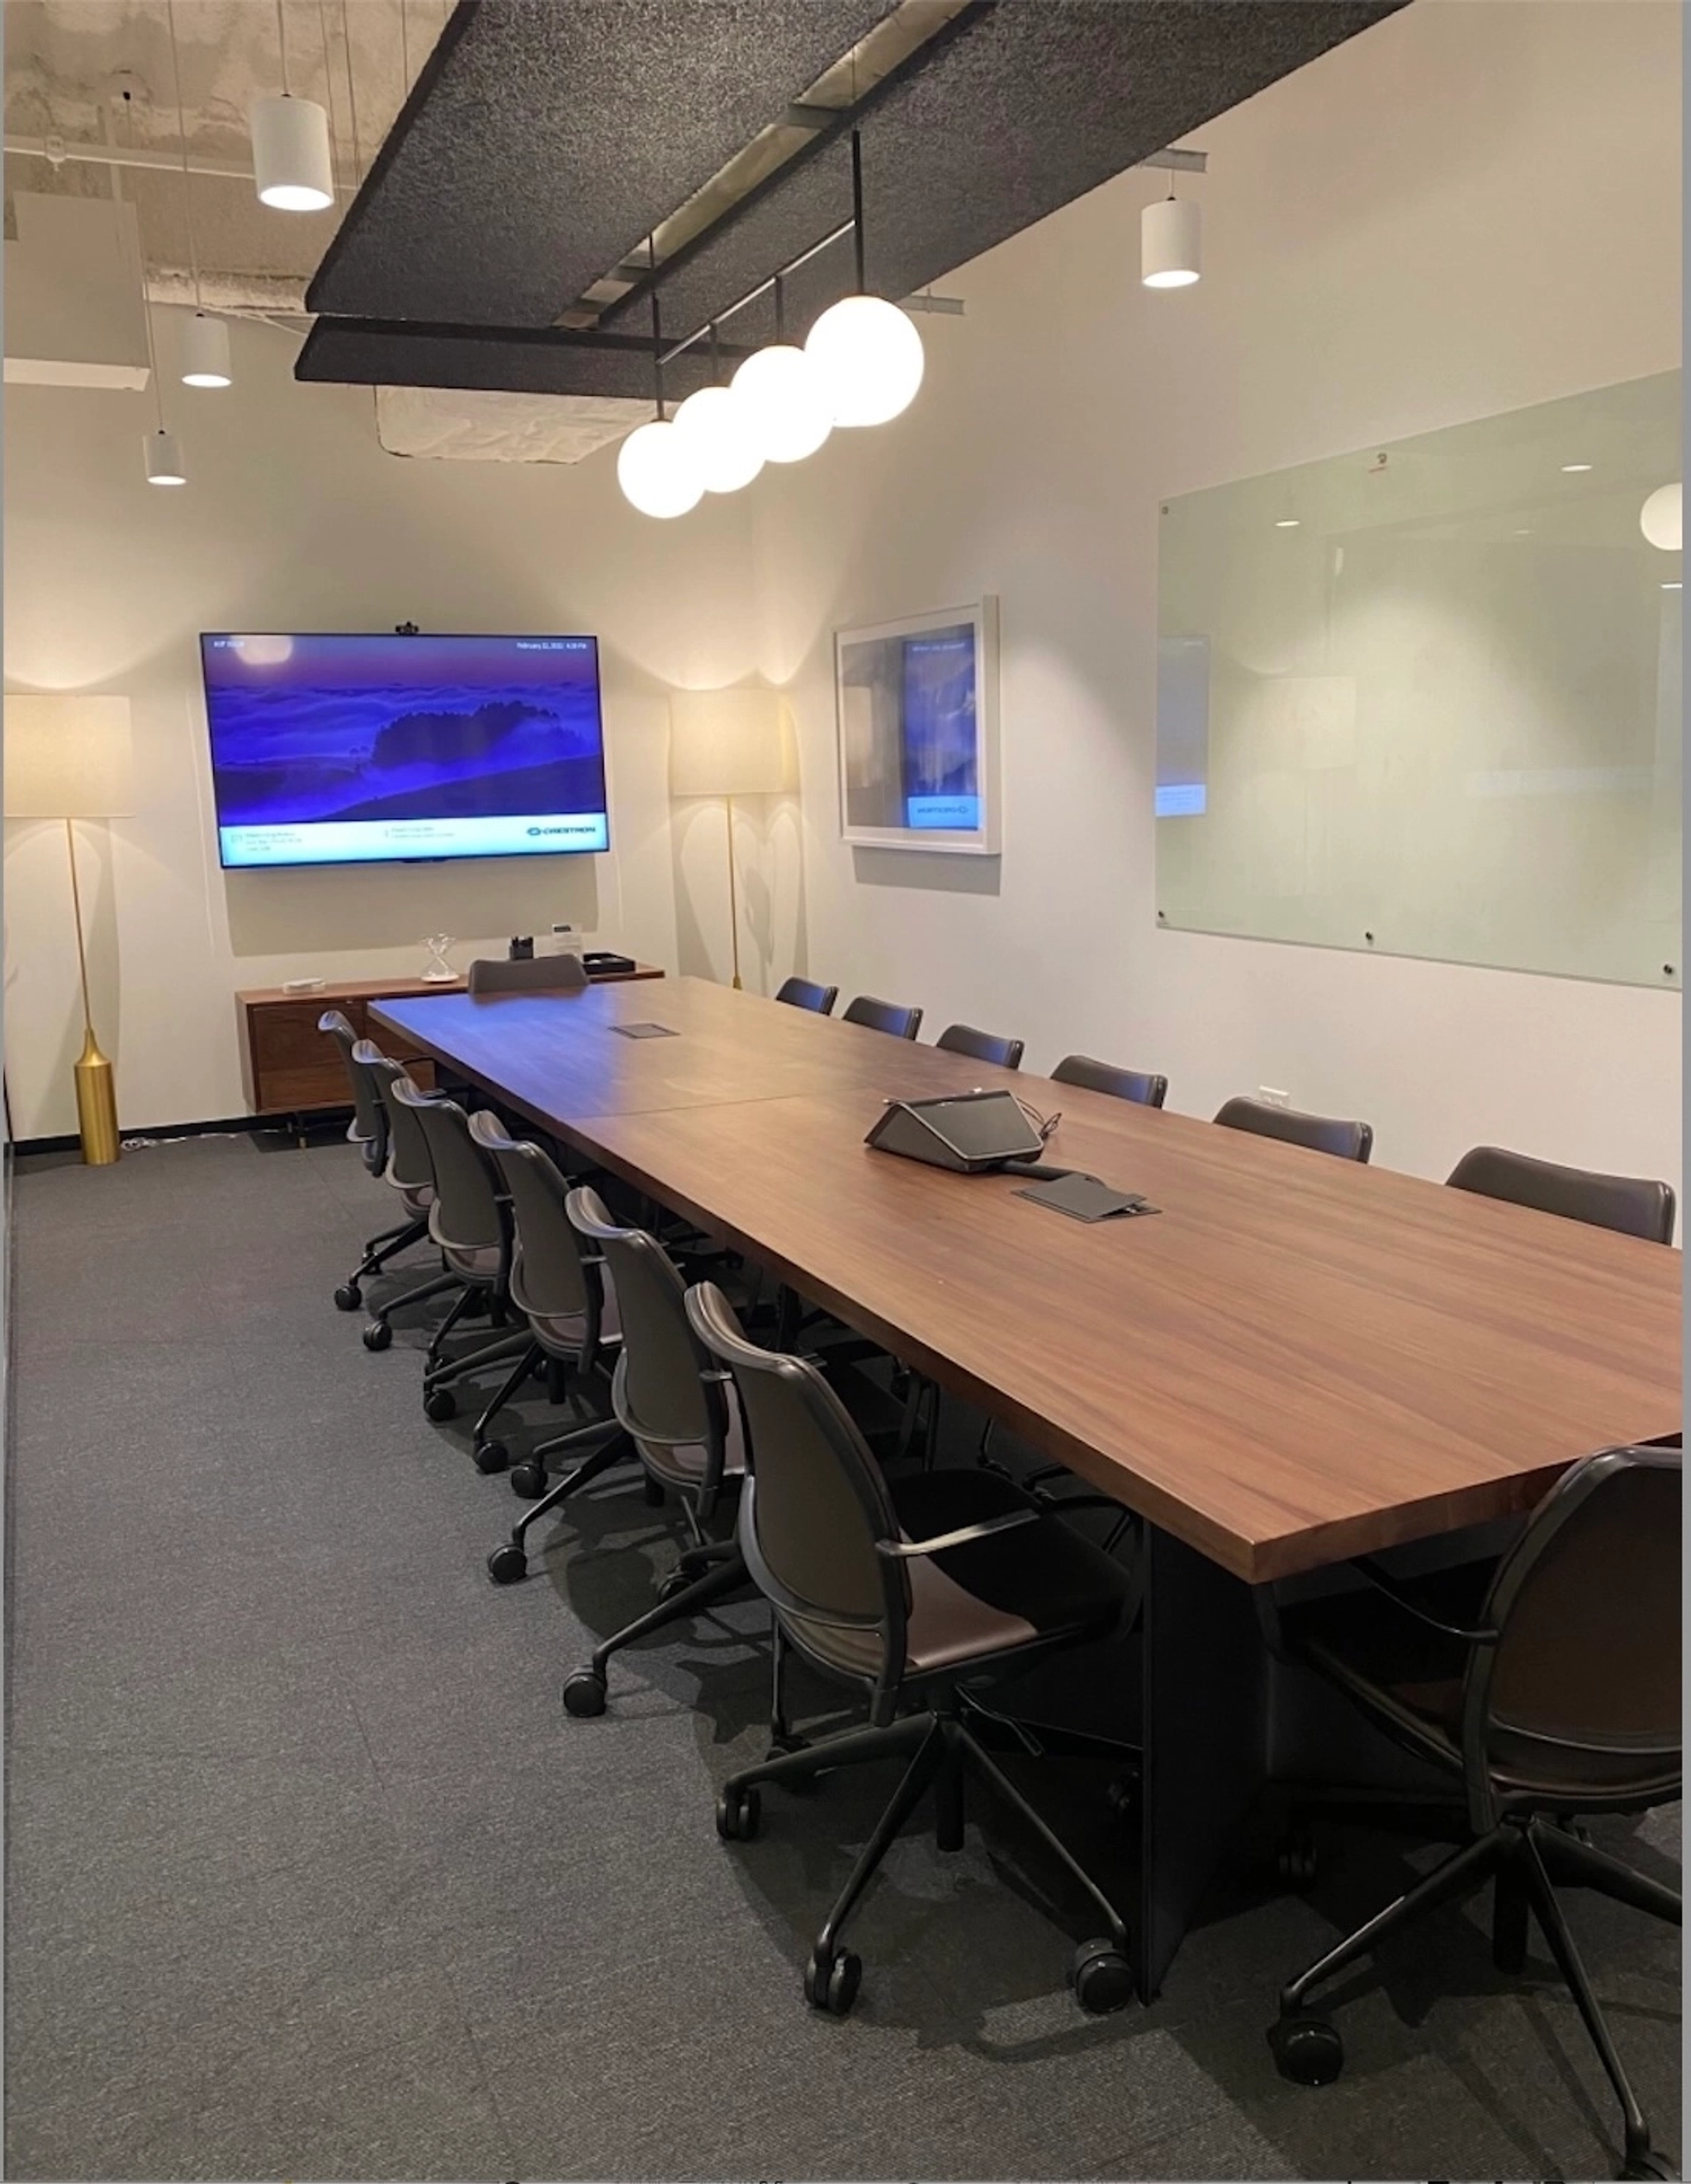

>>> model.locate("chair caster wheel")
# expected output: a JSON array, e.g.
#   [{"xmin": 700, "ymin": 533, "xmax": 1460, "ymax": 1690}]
[
  {"xmin": 715, "ymin": 1784, "xmax": 761, "ymax": 1841},
  {"xmin": 362, "ymin": 1321, "xmax": 392, "ymax": 1352},
  {"xmin": 473, "ymin": 1440, "xmax": 509, "ymax": 1475},
  {"xmin": 528, "ymin": 1357, "xmax": 551, "ymax": 1382},
  {"xmin": 509, "ymin": 1461, "xmax": 547, "ymax": 1499},
  {"xmin": 1267, "ymin": 2012, "xmax": 1344, "ymax": 2086},
  {"xmin": 1618, "ymin": 2152, "xmax": 1677, "ymax": 2180},
  {"xmin": 1070, "ymin": 1939, "xmax": 1134, "ymax": 2016},
  {"xmin": 562, "ymin": 1670, "xmax": 607, "ymax": 1718},
  {"xmin": 486, "ymin": 1543, "xmax": 527, "ymax": 1585},
  {"xmin": 424, "ymin": 1387, "xmax": 457, "ymax": 1423},
  {"xmin": 334, "ymin": 1282, "xmax": 362, "ymax": 1312},
  {"xmin": 656, "ymin": 1566, "xmax": 697, "ymax": 1603},
  {"xmin": 803, "ymin": 1945, "xmax": 861, "ymax": 2016}
]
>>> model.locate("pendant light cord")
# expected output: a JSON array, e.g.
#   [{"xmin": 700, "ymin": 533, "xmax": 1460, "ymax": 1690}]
[
  {"xmin": 341, "ymin": 0, "xmax": 364, "ymax": 181},
  {"xmin": 276, "ymin": 0, "xmax": 290, "ymax": 93},
  {"xmin": 163, "ymin": 0, "xmax": 203, "ymax": 311},
  {"xmin": 316, "ymin": 0, "xmax": 344, "ymax": 201},
  {"xmin": 850, "ymin": 127, "xmax": 866, "ymax": 294},
  {"xmin": 647, "ymin": 235, "xmax": 665, "ymax": 418}
]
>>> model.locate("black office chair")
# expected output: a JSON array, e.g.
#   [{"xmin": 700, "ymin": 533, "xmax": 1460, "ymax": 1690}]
[
  {"xmin": 841, "ymin": 994, "xmax": 923, "ymax": 1040},
  {"xmin": 1447, "ymin": 1145, "xmax": 1676, "ymax": 1246},
  {"xmin": 467, "ymin": 953, "xmax": 590, "ymax": 994},
  {"xmin": 1267, "ymin": 1443, "xmax": 1681, "ymax": 2182},
  {"xmin": 685, "ymin": 1280, "xmax": 1139, "ymax": 2020},
  {"xmin": 354, "ymin": 1044, "xmax": 468, "ymax": 1347},
  {"xmin": 935, "ymin": 1023, "xmax": 1024, "ymax": 1070},
  {"xmin": 1052, "ymin": 1054, "xmax": 1168, "ymax": 1109},
  {"xmin": 774, "ymin": 977, "xmax": 838, "ymax": 1015},
  {"xmin": 387, "ymin": 1078, "xmax": 538, "ymax": 1449},
  {"xmin": 320, "ymin": 1011, "xmax": 430, "ymax": 1310},
  {"xmin": 1215, "ymin": 1095, "xmax": 1373, "ymax": 1163}
]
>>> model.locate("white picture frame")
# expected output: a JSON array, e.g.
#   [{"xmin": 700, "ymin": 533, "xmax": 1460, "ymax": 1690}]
[{"xmin": 835, "ymin": 597, "xmax": 1000, "ymax": 855}]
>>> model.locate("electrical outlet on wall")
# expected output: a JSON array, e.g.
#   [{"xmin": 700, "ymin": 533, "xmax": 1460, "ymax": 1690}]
[{"xmin": 1258, "ymin": 1085, "xmax": 1291, "ymax": 1108}]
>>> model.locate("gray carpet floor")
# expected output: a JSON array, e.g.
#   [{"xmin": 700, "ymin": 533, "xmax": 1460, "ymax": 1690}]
[{"xmin": 3, "ymin": 1131, "xmax": 1681, "ymax": 2182}]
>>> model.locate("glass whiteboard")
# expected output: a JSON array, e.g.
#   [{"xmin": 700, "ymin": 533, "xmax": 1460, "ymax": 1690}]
[{"xmin": 1156, "ymin": 372, "xmax": 1682, "ymax": 989}]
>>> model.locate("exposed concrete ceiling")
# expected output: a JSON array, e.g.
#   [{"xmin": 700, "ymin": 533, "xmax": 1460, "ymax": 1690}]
[{"xmin": 2, "ymin": 0, "xmax": 643, "ymax": 457}]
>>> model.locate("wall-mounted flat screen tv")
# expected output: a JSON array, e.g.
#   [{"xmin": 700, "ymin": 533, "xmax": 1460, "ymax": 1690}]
[{"xmin": 201, "ymin": 631, "xmax": 610, "ymax": 869}]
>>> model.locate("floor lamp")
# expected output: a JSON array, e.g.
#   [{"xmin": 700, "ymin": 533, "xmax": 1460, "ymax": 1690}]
[
  {"xmin": 669, "ymin": 687, "xmax": 791, "ymax": 990},
  {"xmin": 3, "ymin": 694, "xmax": 135, "ymax": 1165}
]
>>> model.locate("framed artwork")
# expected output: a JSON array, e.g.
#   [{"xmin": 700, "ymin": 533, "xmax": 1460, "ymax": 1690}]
[{"xmin": 835, "ymin": 598, "xmax": 1000, "ymax": 854}]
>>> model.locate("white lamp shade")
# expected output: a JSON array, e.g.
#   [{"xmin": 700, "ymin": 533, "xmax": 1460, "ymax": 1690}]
[
  {"xmin": 804, "ymin": 295, "xmax": 925, "ymax": 427},
  {"xmin": 4, "ymin": 694, "xmax": 135, "ymax": 818},
  {"xmin": 1641, "ymin": 481, "xmax": 1682, "ymax": 552},
  {"xmin": 1142, "ymin": 195, "xmax": 1201, "ymax": 288},
  {"xmin": 616, "ymin": 417, "xmax": 704, "ymax": 519},
  {"xmin": 181, "ymin": 311, "xmax": 232, "ymax": 387},
  {"xmin": 730, "ymin": 344, "xmax": 832, "ymax": 464},
  {"xmin": 249, "ymin": 94, "xmax": 334, "ymax": 211},
  {"xmin": 143, "ymin": 428, "xmax": 186, "ymax": 484},
  {"xmin": 671, "ymin": 384, "xmax": 765, "ymax": 495},
  {"xmin": 670, "ymin": 687, "xmax": 792, "ymax": 797}
]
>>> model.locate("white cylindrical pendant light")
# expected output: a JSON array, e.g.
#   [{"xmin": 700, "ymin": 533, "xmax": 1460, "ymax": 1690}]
[
  {"xmin": 250, "ymin": 94, "xmax": 334, "ymax": 211},
  {"xmin": 730, "ymin": 344, "xmax": 832, "ymax": 464},
  {"xmin": 1641, "ymin": 482, "xmax": 1682, "ymax": 552},
  {"xmin": 1142, "ymin": 194, "xmax": 1201, "ymax": 289},
  {"xmin": 181, "ymin": 311, "xmax": 233, "ymax": 388},
  {"xmin": 804, "ymin": 295, "xmax": 925, "ymax": 427},
  {"xmin": 617, "ymin": 418, "xmax": 704, "ymax": 519},
  {"xmin": 672, "ymin": 384, "xmax": 765, "ymax": 495},
  {"xmin": 144, "ymin": 429, "xmax": 187, "ymax": 486}
]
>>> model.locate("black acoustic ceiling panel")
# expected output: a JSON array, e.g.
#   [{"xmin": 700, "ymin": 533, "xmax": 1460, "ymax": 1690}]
[
  {"xmin": 306, "ymin": 0, "xmax": 901, "ymax": 327},
  {"xmin": 294, "ymin": 318, "xmax": 740, "ymax": 401},
  {"xmin": 612, "ymin": 0, "xmax": 1408, "ymax": 350}
]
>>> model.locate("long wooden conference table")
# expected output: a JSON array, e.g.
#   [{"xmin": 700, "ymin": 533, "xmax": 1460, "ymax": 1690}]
[{"xmin": 372, "ymin": 974, "xmax": 1681, "ymax": 1997}]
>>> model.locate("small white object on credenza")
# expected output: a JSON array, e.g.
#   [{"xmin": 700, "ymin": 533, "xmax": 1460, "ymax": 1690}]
[{"xmin": 282, "ymin": 976, "xmax": 326, "ymax": 995}]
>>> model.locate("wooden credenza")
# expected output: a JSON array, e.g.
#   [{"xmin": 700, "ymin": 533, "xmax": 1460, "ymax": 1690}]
[{"xmin": 235, "ymin": 965, "xmax": 664, "ymax": 1116}]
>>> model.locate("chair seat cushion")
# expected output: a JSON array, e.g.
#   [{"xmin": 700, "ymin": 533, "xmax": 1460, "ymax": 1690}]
[
  {"xmin": 637, "ymin": 1398, "xmax": 747, "ymax": 1490},
  {"xmin": 785, "ymin": 1469, "xmax": 1130, "ymax": 1683},
  {"xmin": 399, "ymin": 1182, "xmax": 433, "ymax": 1217},
  {"xmin": 528, "ymin": 1283, "xmax": 620, "ymax": 1360},
  {"xmin": 441, "ymin": 1241, "xmax": 502, "ymax": 1282},
  {"xmin": 1287, "ymin": 1566, "xmax": 1680, "ymax": 1802}
]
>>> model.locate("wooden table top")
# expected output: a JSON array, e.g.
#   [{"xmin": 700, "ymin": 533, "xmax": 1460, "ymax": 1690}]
[
  {"xmin": 239, "ymin": 964, "xmax": 662, "ymax": 1007},
  {"xmin": 372, "ymin": 978, "xmax": 1682, "ymax": 1583}
]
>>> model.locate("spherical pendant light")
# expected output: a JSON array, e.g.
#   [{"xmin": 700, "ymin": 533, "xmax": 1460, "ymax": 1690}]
[
  {"xmin": 617, "ymin": 418, "xmax": 704, "ymax": 519},
  {"xmin": 1142, "ymin": 194, "xmax": 1201, "ymax": 288},
  {"xmin": 730, "ymin": 344, "xmax": 832, "ymax": 464},
  {"xmin": 1641, "ymin": 482, "xmax": 1682, "ymax": 552},
  {"xmin": 672, "ymin": 384, "xmax": 765, "ymax": 494},
  {"xmin": 181, "ymin": 311, "xmax": 233, "ymax": 388},
  {"xmin": 143, "ymin": 429, "xmax": 187, "ymax": 486},
  {"xmin": 249, "ymin": 94, "xmax": 334, "ymax": 211},
  {"xmin": 804, "ymin": 295, "xmax": 925, "ymax": 427}
]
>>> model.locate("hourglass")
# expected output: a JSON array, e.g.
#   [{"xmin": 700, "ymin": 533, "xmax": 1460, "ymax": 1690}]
[{"xmin": 419, "ymin": 935, "xmax": 457, "ymax": 984}]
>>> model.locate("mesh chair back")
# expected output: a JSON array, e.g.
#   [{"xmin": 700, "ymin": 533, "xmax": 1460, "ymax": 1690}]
[
  {"xmin": 1467, "ymin": 1443, "xmax": 1681, "ymax": 1801},
  {"xmin": 467, "ymin": 954, "xmax": 590, "ymax": 995},
  {"xmin": 566, "ymin": 1187, "xmax": 713, "ymax": 1447},
  {"xmin": 1052, "ymin": 1054, "xmax": 1168, "ymax": 1109},
  {"xmin": 842, "ymin": 994, "xmax": 923, "ymax": 1040},
  {"xmin": 1447, "ymin": 1145, "xmax": 1675, "ymax": 1245},
  {"xmin": 320, "ymin": 1010, "xmax": 387, "ymax": 1169},
  {"xmin": 390, "ymin": 1078, "xmax": 504, "ymax": 1253},
  {"xmin": 355, "ymin": 1042, "xmax": 434, "ymax": 1196},
  {"xmin": 775, "ymin": 977, "xmax": 839, "ymax": 1015},
  {"xmin": 686, "ymin": 1281, "xmax": 900, "ymax": 1634},
  {"xmin": 1215, "ymin": 1095, "xmax": 1372, "ymax": 1163},
  {"xmin": 935, "ymin": 1023, "xmax": 1024, "ymax": 1070},
  {"xmin": 469, "ymin": 1111, "xmax": 593, "ymax": 1323}
]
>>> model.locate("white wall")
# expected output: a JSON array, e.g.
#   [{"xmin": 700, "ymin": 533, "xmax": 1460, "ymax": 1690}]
[
  {"xmin": 6, "ymin": 0, "xmax": 1681, "ymax": 1195},
  {"xmin": 3, "ymin": 320, "xmax": 760, "ymax": 1136},
  {"xmin": 750, "ymin": 0, "xmax": 1684, "ymax": 1196}
]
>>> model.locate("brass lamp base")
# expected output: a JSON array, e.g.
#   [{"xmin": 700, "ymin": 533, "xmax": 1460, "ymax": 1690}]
[{"xmin": 73, "ymin": 1030, "xmax": 121, "ymax": 1166}]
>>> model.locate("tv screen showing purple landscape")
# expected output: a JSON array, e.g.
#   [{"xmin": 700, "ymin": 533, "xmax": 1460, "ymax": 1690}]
[{"xmin": 201, "ymin": 632, "xmax": 610, "ymax": 869}]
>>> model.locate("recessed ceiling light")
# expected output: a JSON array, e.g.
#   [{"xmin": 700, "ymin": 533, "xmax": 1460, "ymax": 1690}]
[
  {"xmin": 1512, "ymin": 528, "xmax": 1532, "ymax": 538},
  {"xmin": 1274, "ymin": 518, "xmax": 1300, "ymax": 529},
  {"xmin": 1663, "ymin": 581, "xmax": 1682, "ymax": 591},
  {"xmin": 1560, "ymin": 462, "xmax": 1594, "ymax": 474}
]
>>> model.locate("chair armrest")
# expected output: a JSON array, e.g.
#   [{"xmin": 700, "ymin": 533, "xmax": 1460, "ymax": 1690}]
[
  {"xmin": 1352, "ymin": 1556, "xmax": 1499, "ymax": 1644},
  {"xmin": 876, "ymin": 1509, "xmax": 1040, "ymax": 1559}
]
